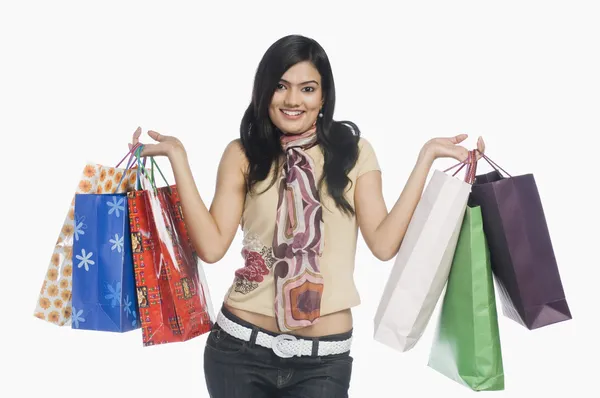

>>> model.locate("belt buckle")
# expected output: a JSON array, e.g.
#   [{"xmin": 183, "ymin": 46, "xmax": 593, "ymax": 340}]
[{"xmin": 272, "ymin": 334, "xmax": 297, "ymax": 358}]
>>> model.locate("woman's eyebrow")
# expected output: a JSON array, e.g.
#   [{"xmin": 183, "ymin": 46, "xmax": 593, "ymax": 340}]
[{"xmin": 280, "ymin": 79, "xmax": 320, "ymax": 86}]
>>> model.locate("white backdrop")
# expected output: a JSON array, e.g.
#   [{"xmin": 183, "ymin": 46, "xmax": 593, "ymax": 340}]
[{"xmin": 2, "ymin": 1, "xmax": 598, "ymax": 397}]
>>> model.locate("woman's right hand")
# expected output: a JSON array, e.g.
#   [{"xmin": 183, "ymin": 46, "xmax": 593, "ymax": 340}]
[{"xmin": 128, "ymin": 126, "xmax": 186, "ymax": 159}]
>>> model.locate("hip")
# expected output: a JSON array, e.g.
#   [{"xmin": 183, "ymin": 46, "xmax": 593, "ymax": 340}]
[{"xmin": 204, "ymin": 305, "xmax": 354, "ymax": 397}]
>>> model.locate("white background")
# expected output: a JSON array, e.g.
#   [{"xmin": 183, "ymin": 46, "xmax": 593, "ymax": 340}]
[{"xmin": 2, "ymin": 1, "xmax": 598, "ymax": 397}]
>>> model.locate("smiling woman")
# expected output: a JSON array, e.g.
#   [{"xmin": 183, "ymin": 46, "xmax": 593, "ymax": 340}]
[
  {"xmin": 131, "ymin": 33, "xmax": 484, "ymax": 398},
  {"xmin": 239, "ymin": 36, "xmax": 363, "ymax": 221},
  {"xmin": 268, "ymin": 62, "xmax": 323, "ymax": 133}
]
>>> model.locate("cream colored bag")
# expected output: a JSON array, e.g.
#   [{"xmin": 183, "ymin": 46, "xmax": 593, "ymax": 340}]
[
  {"xmin": 374, "ymin": 165, "xmax": 474, "ymax": 352},
  {"xmin": 33, "ymin": 150, "xmax": 139, "ymax": 326}
]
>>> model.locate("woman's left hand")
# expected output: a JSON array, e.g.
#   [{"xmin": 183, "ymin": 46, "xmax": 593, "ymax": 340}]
[{"xmin": 421, "ymin": 134, "xmax": 485, "ymax": 163}]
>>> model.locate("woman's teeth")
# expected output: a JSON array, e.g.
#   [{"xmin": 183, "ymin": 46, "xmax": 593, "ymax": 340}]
[{"xmin": 281, "ymin": 110, "xmax": 304, "ymax": 116}]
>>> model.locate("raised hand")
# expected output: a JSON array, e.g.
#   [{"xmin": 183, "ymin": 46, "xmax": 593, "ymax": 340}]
[
  {"xmin": 128, "ymin": 127, "xmax": 185, "ymax": 159},
  {"xmin": 422, "ymin": 134, "xmax": 485, "ymax": 163}
]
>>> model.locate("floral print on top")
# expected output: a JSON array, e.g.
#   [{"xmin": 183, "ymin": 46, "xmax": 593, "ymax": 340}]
[
  {"xmin": 224, "ymin": 137, "xmax": 381, "ymax": 319},
  {"xmin": 233, "ymin": 233, "xmax": 276, "ymax": 294}
]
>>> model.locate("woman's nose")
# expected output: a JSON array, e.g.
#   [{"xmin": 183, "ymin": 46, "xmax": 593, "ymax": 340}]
[{"xmin": 284, "ymin": 87, "xmax": 301, "ymax": 107}]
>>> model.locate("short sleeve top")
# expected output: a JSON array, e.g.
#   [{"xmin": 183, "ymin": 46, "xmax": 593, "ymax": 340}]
[{"xmin": 224, "ymin": 137, "xmax": 380, "ymax": 316}]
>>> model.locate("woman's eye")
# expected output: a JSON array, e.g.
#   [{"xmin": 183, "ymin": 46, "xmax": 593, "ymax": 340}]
[
  {"xmin": 303, "ymin": 87, "xmax": 315, "ymax": 92},
  {"xmin": 276, "ymin": 83, "xmax": 286, "ymax": 90}
]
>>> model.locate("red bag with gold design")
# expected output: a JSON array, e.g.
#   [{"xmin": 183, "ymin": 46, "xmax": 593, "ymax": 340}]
[{"xmin": 127, "ymin": 156, "xmax": 215, "ymax": 346}]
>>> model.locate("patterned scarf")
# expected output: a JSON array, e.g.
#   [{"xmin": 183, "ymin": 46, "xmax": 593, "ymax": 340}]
[{"xmin": 272, "ymin": 122, "xmax": 324, "ymax": 332}]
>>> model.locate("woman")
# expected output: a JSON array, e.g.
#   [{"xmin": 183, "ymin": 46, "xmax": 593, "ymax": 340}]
[{"xmin": 131, "ymin": 34, "xmax": 484, "ymax": 397}]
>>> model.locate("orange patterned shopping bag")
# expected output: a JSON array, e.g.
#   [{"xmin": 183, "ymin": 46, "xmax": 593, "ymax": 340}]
[{"xmin": 33, "ymin": 146, "xmax": 141, "ymax": 326}]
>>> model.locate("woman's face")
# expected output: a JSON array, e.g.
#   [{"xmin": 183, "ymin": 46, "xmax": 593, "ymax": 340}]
[{"xmin": 269, "ymin": 61, "xmax": 323, "ymax": 135}]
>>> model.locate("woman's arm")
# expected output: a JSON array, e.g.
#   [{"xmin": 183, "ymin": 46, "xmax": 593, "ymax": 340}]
[
  {"xmin": 134, "ymin": 129, "xmax": 247, "ymax": 264},
  {"xmin": 355, "ymin": 135, "xmax": 484, "ymax": 261},
  {"xmin": 168, "ymin": 139, "xmax": 247, "ymax": 263}
]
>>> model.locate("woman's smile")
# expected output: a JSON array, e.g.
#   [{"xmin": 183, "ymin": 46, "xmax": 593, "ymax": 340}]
[{"xmin": 280, "ymin": 109, "xmax": 305, "ymax": 120}]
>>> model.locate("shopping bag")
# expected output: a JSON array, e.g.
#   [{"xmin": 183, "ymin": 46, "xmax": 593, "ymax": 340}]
[
  {"xmin": 373, "ymin": 153, "xmax": 477, "ymax": 352},
  {"xmin": 71, "ymin": 192, "xmax": 140, "ymax": 332},
  {"xmin": 427, "ymin": 203, "xmax": 504, "ymax": 391},
  {"xmin": 127, "ymin": 155, "xmax": 215, "ymax": 346},
  {"xmin": 34, "ymin": 146, "xmax": 140, "ymax": 326},
  {"xmin": 469, "ymin": 153, "xmax": 571, "ymax": 329}
]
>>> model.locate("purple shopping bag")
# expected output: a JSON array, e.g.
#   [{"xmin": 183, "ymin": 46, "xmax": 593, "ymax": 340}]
[{"xmin": 469, "ymin": 153, "xmax": 571, "ymax": 330}]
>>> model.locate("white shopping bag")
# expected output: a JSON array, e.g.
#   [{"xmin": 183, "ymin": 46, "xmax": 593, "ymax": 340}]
[{"xmin": 374, "ymin": 166, "xmax": 473, "ymax": 352}]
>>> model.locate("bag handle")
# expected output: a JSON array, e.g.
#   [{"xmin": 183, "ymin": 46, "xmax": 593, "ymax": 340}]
[
  {"xmin": 115, "ymin": 142, "xmax": 142, "ymax": 168},
  {"xmin": 115, "ymin": 143, "xmax": 144, "ymax": 191},
  {"xmin": 150, "ymin": 157, "xmax": 172, "ymax": 193},
  {"xmin": 475, "ymin": 149, "xmax": 512, "ymax": 178},
  {"xmin": 443, "ymin": 150, "xmax": 478, "ymax": 184},
  {"xmin": 444, "ymin": 149, "xmax": 513, "ymax": 183},
  {"xmin": 131, "ymin": 146, "xmax": 177, "ymax": 277},
  {"xmin": 132, "ymin": 145, "xmax": 173, "ymax": 194}
]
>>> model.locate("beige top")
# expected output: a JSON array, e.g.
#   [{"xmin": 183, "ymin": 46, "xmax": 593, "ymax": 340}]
[{"xmin": 224, "ymin": 137, "xmax": 381, "ymax": 317}]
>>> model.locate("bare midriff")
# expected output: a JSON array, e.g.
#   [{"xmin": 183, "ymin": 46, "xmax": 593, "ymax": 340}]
[{"xmin": 224, "ymin": 303, "xmax": 353, "ymax": 337}]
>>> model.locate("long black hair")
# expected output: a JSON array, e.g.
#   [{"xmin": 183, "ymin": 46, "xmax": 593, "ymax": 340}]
[{"xmin": 240, "ymin": 34, "xmax": 360, "ymax": 216}]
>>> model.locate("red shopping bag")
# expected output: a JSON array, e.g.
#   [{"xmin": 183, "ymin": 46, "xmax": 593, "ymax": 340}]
[{"xmin": 127, "ymin": 157, "xmax": 215, "ymax": 346}]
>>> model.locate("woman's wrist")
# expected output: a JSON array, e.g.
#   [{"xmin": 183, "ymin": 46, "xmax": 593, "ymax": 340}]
[
  {"xmin": 167, "ymin": 143, "xmax": 187, "ymax": 162},
  {"xmin": 417, "ymin": 141, "xmax": 436, "ymax": 167}
]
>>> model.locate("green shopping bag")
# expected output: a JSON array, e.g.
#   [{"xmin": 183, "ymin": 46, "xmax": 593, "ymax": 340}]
[{"xmin": 427, "ymin": 204, "xmax": 505, "ymax": 391}]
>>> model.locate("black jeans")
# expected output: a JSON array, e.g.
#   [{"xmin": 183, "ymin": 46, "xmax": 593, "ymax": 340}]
[{"xmin": 204, "ymin": 306, "xmax": 354, "ymax": 398}]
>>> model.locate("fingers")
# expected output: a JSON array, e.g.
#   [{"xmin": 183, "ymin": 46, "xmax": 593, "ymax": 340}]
[
  {"xmin": 449, "ymin": 134, "xmax": 468, "ymax": 144},
  {"xmin": 476, "ymin": 136, "xmax": 486, "ymax": 159},
  {"xmin": 125, "ymin": 129, "xmax": 170, "ymax": 158},
  {"xmin": 128, "ymin": 126, "xmax": 142, "ymax": 152},
  {"xmin": 128, "ymin": 143, "xmax": 144, "ymax": 156},
  {"xmin": 456, "ymin": 147, "xmax": 469, "ymax": 162},
  {"xmin": 147, "ymin": 130, "xmax": 164, "ymax": 142},
  {"xmin": 132, "ymin": 126, "xmax": 142, "ymax": 145},
  {"xmin": 137, "ymin": 144, "xmax": 154, "ymax": 157},
  {"xmin": 477, "ymin": 136, "xmax": 485, "ymax": 152}
]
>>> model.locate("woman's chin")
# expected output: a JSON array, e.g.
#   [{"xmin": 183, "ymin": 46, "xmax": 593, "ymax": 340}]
[{"xmin": 277, "ymin": 120, "xmax": 314, "ymax": 135}]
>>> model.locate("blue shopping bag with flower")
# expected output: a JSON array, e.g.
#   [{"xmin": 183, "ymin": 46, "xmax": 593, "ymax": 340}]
[{"xmin": 71, "ymin": 192, "xmax": 139, "ymax": 332}]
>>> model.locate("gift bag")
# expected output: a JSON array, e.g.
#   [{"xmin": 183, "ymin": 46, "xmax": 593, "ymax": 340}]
[
  {"xmin": 469, "ymin": 153, "xmax": 571, "ymax": 330},
  {"xmin": 71, "ymin": 192, "xmax": 140, "ymax": 332},
  {"xmin": 428, "ymin": 203, "xmax": 504, "ymax": 391},
  {"xmin": 373, "ymin": 153, "xmax": 477, "ymax": 352},
  {"xmin": 34, "ymin": 146, "xmax": 140, "ymax": 326},
  {"xmin": 127, "ymin": 156, "xmax": 215, "ymax": 346}
]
